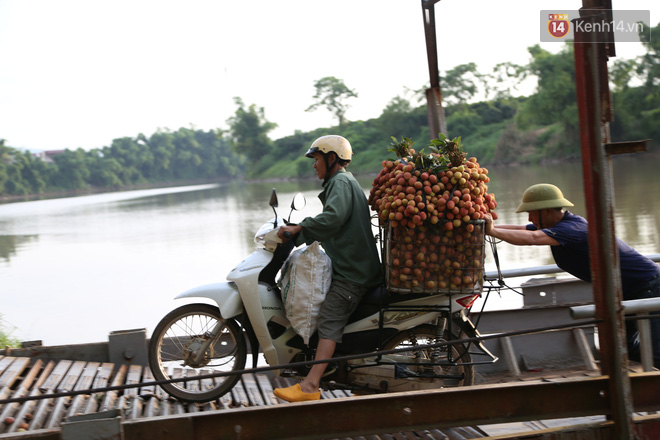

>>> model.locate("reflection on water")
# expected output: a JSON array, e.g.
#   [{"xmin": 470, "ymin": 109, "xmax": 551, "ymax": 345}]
[
  {"xmin": 0, "ymin": 154, "xmax": 658, "ymax": 346},
  {"xmin": 0, "ymin": 235, "xmax": 38, "ymax": 262}
]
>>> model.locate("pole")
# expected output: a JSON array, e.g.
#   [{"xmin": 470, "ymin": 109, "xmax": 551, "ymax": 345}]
[
  {"xmin": 572, "ymin": 8, "xmax": 635, "ymax": 439},
  {"xmin": 421, "ymin": 0, "xmax": 447, "ymax": 138}
]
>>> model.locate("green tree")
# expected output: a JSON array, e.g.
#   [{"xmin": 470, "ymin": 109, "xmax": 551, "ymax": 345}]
[
  {"xmin": 226, "ymin": 97, "xmax": 277, "ymax": 165},
  {"xmin": 9, "ymin": 150, "xmax": 53, "ymax": 194},
  {"xmin": 171, "ymin": 128, "xmax": 203, "ymax": 179},
  {"xmin": 0, "ymin": 141, "xmax": 49, "ymax": 195},
  {"xmin": 610, "ymin": 58, "xmax": 638, "ymax": 93},
  {"xmin": 633, "ymin": 22, "xmax": 660, "ymax": 144},
  {"xmin": 446, "ymin": 107, "xmax": 481, "ymax": 139},
  {"xmin": 378, "ymin": 96, "xmax": 426, "ymax": 140},
  {"xmin": 637, "ymin": 22, "xmax": 660, "ymax": 89},
  {"xmin": 440, "ymin": 62, "xmax": 488, "ymax": 105},
  {"xmin": 88, "ymin": 153, "xmax": 123, "ymax": 188},
  {"xmin": 517, "ymin": 45, "xmax": 576, "ymax": 127},
  {"xmin": 4, "ymin": 150, "xmax": 30, "ymax": 195},
  {"xmin": 147, "ymin": 130, "xmax": 176, "ymax": 181},
  {"xmin": 514, "ymin": 44, "xmax": 579, "ymax": 158},
  {"xmin": 306, "ymin": 76, "xmax": 358, "ymax": 126},
  {"xmin": 0, "ymin": 140, "xmax": 13, "ymax": 194},
  {"xmin": 51, "ymin": 149, "xmax": 91, "ymax": 190},
  {"xmin": 490, "ymin": 61, "xmax": 530, "ymax": 99},
  {"xmin": 194, "ymin": 129, "xmax": 242, "ymax": 178},
  {"xmin": 105, "ymin": 137, "xmax": 150, "ymax": 185}
]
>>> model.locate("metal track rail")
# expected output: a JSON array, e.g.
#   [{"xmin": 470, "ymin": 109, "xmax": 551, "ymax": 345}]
[{"xmin": 0, "ymin": 319, "xmax": 602, "ymax": 406}]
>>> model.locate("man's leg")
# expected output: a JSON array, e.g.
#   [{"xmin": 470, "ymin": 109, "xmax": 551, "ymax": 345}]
[
  {"xmin": 272, "ymin": 339, "xmax": 335, "ymax": 402},
  {"xmin": 299, "ymin": 338, "xmax": 336, "ymax": 393},
  {"xmin": 626, "ymin": 273, "xmax": 660, "ymax": 368},
  {"xmin": 274, "ymin": 280, "xmax": 365, "ymax": 402}
]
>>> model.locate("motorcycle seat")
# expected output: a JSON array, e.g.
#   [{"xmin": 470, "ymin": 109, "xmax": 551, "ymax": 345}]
[
  {"xmin": 349, "ymin": 284, "xmax": 453, "ymax": 324},
  {"xmin": 358, "ymin": 285, "xmax": 436, "ymax": 306},
  {"xmin": 358, "ymin": 284, "xmax": 388, "ymax": 306}
]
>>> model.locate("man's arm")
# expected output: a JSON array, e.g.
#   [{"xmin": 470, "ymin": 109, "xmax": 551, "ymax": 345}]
[{"xmin": 484, "ymin": 213, "xmax": 560, "ymax": 246}]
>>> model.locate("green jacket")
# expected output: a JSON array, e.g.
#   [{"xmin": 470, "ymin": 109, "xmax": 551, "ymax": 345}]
[{"xmin": 296, "ymin": 169, "xmax": 382, "ymax": 288}]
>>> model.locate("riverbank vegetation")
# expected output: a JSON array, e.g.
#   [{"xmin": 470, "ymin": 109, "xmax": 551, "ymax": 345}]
[
  {"xmin": 1, "ymin": 23, "xmax": 658, "ymax": 198},
  {"xmin": 0, "ymin": 314, "xmax": 20, "ymax": 348}
]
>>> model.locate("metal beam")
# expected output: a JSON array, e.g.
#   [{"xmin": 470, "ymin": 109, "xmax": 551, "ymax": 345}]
[
  {"xmin": 122, "ymin": 373, "xmax": 660, "ymax": 440},
  {"xmin": 572, "ymin": 298, "xmax": 660, "ymax": 319},
  {"xmin": 484, "ymin": 253, "xmax": 660, "ymax": 281}
]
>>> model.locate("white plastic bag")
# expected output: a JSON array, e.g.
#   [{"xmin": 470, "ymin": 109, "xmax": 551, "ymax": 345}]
[{"xmin": 278, "ymin": 241, "xmax": 332, "ymax": 345}]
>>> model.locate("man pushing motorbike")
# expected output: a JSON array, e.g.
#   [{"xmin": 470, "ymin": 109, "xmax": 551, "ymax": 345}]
[
  {"xmin": 274, "ymin": 135, "xmax": 382, "ymax": 402},
  {"xmin": 484, "ymin": 183, "xmax": 660, "ymax": 369}
]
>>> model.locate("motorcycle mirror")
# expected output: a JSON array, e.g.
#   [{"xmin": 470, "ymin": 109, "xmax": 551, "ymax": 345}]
[
  {"xmin": 270, "ymin": 188, "xmax": 279, "ymax": 228},
  {"xmin": 291, "ymin": 193, "xmax": 305, "ymax": 211},
  {"xmin": 269, "ymin": 189, "xmax": 279, "ymax": 208},
  {"xmin": 288, "ymin": 193, "xmax": 306, "ymax": 223}
]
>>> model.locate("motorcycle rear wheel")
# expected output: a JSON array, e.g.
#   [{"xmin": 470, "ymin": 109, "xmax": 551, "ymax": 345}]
[
  {"xmin": 382, "ymin": 324, "xmax": 474, "ymax": 387},
  {"xmin": 148, "ymin": 303, "xmax": 247, "ymax": 403}
]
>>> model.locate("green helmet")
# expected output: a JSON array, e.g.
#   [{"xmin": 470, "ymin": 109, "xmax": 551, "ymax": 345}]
[{"xmin": 516, "ymin": 183, "xmax": 574, "ymax": 213}]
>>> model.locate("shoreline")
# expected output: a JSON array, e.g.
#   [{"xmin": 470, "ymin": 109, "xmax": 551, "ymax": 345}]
[
  {"xmin": 0, "ymin": 177, "xmax": 235, "ymax": 205},
  {"xmin": 2, "ymin": 149, "xmax": 658, "ymax": 205}
]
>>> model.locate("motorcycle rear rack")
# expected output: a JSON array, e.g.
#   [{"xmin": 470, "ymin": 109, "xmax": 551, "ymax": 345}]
[{"xmin": 375, "ymin": 304, "xmax": 497, "ymax": 365}]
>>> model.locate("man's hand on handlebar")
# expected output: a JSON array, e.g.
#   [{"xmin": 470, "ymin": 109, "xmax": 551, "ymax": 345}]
[
  {"xmin": 483, "ymin": 213, "xmax": 495, "ymax": 236},
  {"xmin": 278, "ymin": 225, "xmax": 302, "ymax": 242}
]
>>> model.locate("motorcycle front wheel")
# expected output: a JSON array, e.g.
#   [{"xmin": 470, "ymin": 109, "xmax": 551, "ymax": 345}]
[
  {"xmin": 148, "ymin": 303, "xmax": 247, "ymax": 402},
  {"xmin": 382, "ymin": 324, "xmax": 474, "ymax": 388}
]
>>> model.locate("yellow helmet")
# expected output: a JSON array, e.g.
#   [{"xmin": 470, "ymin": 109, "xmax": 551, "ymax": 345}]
[
  {"xmin": 305, "ymin": 135, "xmax": 353, "ymax": 161},
  {"xmin": 516, "ymin": 183, "xmax": 574, "ymax": 213}
]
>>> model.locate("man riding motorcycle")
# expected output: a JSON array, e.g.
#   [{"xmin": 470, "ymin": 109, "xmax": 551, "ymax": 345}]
[{"xmin": 274, "ymin": 135, "xmax": 382, "ymax": 402}]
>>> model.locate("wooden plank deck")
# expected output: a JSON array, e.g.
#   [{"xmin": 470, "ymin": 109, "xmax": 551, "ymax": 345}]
[{"xmin": 2, "ymin": 354, "xmax": 630, "ymax": 439}]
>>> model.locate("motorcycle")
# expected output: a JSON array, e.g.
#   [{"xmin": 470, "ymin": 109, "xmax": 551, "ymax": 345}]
[{"xmin": 148, "ymin": 189, "xmax": 497, "ymax": 403}]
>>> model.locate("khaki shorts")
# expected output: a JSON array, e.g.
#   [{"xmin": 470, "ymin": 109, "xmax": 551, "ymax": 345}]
[{"xmin": 317, "ymin": 279, "xmax": 369, "ymax": 343}]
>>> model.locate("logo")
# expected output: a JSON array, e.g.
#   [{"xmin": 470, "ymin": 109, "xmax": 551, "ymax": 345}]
[
  {"xmin": 541, "ymin": 10, "xmax": 650, "ymax": 43},
  {"xmin": 547, "ymin": 13, "xmax": 570, "ymax": 38}
]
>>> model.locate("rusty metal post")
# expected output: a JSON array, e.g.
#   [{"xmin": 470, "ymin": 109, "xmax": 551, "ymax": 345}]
[
  {"xmin": 421, "ymin": 0, "xmax": 447, "ymax": 138},
  {"xmin": 572, "ymin": 8, "xmax": 635, "ymax": 440},
  {"xmin": 425, "ymin": 88, "xmax": 446, "ymax": 139}
]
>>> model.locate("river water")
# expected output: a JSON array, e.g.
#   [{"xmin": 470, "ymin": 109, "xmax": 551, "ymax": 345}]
[{"xmin": 1, "ymin": 153, "xmax": 659, "ymax": 346}]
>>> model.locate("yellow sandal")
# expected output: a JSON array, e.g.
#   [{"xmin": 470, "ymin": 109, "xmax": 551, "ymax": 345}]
[{"xmin": 273, "ymin": 383, "xmax": 321, "ymax": 402}]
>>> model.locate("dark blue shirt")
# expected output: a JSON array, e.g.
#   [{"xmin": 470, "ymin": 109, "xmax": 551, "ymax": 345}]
[{"xmin": 527, "ymin": 211, "xmax": 658, "ymax": 295}]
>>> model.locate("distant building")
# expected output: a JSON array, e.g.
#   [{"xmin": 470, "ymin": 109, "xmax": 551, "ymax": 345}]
[{"xmin": 32, "ymin": 150, "xmax": 66, "ymax": 164}]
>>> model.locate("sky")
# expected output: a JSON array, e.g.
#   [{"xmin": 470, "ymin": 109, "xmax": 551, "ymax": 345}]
[{"xmin": 0, "ymin": 0, "xmax": 657, "ymax": 152}]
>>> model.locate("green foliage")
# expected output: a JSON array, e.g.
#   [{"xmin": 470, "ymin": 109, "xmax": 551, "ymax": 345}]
[
  {"xmin": 637, "ymin": 22, "xmax": 660, "ymax": 89},
  {"xmin": 226, "ymin": 98, "xmax": 277, "ymax": 169},
  {"xmin": 611, "ymin": 22, "xmax": 660, "ymax": 144},
  {"xmin": 378, "ymin": 96, "xmax": 427, "ymax": 140},
  {"xmin": 0, "ymin": 127, "xmax": 244, "ymax": 197},
  {"xmin": 459, "ymin": 121, "xmax": 508, "ymax": 164},
  {"xmin": 0, "ymin": 315, "xmax": 20, "ymax": 348},
  {"xmin": 446, "ymin": 107, "xmax": 481, "ymax": 138},
  {"xmin": 440, "ymin": 62, "xmax": 488, "ymax": 105},
  {"xmin": 429, "ymin": 133, "xmax": 466, "ymax": 167},
  {"xmin": 306, "ymin": 76, "xmax": 358, "ymax": 126},
  {"xmin": 2, "ymin": 26, "xmax": 659, "ymax": 197},
  {"xmin": 516, "ymin": 45, "xmax": 577, "ymax": 129}
]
